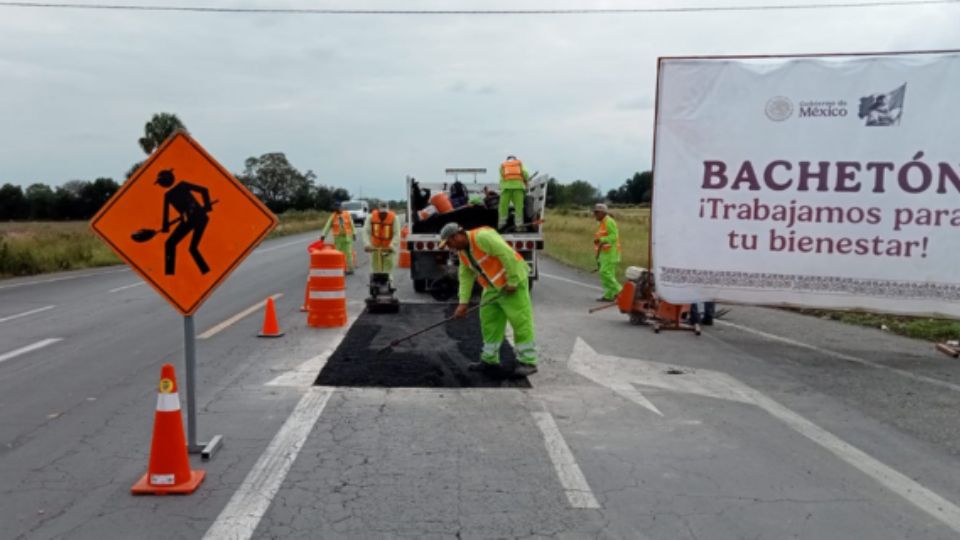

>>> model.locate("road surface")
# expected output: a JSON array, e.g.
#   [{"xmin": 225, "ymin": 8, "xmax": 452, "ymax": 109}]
[{"xmin": 3, "ymin": 231, "xmax": 960, "ymax": 539}]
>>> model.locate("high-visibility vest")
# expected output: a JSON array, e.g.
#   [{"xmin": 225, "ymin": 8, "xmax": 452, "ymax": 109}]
[
  {"xmin": 501, "ymin": 159, "xmax": 526, "ymax": 188},
  {"xmin": 370, "ymin": 210, "xmax": 396, "ymax": 248},
  {"xmin": 595, "ymin": 216, "xmax": 622, "ymax": 255},
  {"xmin": 331, "ymin": 211, "xmax": 354, "ymax": 236},
  {"xmin": 459, "ymin": 227, "xmax": 523, "ymax": 290}
]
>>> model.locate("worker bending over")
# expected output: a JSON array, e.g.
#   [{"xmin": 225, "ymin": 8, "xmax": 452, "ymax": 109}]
[
  {"xmin": 363, "ymin": 202, "xmax": 398, "ymax": 276},
  {"xmin": 441, "ymin": 222, "xmax": 537, "ymax": 376},
  {"xmin": 594, "ymin": 203, "xmax": 623, "ymax": 301},
  {"xmin": 320, "ymin": 202, "xmax": 356, "ymax": 274},
  {"xmin": 498, "ymin": 155, "xmax": 530, "ymax": 230}
]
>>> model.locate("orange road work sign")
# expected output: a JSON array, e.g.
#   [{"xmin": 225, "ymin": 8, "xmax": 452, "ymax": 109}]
[{"xmin": 91, "ymin": 132, "xmax": 278, "ymax": 316}]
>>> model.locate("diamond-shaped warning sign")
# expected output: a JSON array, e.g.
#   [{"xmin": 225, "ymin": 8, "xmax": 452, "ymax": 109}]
[{"xmin": 91, "ymin": 132, "xmax": 278, "ymax": 316}]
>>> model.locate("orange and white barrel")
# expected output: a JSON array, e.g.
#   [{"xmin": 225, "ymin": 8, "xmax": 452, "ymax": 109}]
[
  {"xmin": 307, "ymin": 246, "xmax": 348, "ymax": 328},
  {"xmin": 398, "ymin": 225, "xmax": 411, "ymax": 269}
]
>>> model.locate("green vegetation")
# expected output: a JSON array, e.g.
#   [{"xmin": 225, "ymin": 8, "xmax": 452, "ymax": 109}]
[
  {"xmin": 543, "ymin": 207, "xmax": 650, "ymax": 277},
  {"xmin": 0, "ymin": 222, "xmax": 120, "ymax": 277},
  {"xmin": 0, "ymin": 211, "xmax": 328, "ymax": 278}
]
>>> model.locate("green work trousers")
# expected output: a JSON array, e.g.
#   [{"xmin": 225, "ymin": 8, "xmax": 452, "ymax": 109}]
[
  {"xmin": 334, "ymin": 236, "xmax": 354, "ymax": 272},
  {"xmin": 498, "ymin": 187, "xmax": 526, "ymax": 227},
  {"xmin": 598, "ymin": 249, "xmax": 622, "ymax": 300},
  {"xmin": 370, "ymin": 249, "xmax": 394, "ymax": 273},
  {"xmin": 478, "ymin": 280, "xmax": 536, "ymax": 366}
]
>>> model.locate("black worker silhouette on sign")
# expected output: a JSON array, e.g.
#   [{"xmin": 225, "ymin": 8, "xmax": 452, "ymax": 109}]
[{"xmin": 155, "ymin": 169, "xmax": 213, "ymax": 276}]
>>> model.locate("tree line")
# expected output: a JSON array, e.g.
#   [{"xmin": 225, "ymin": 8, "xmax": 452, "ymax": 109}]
[
  {"xmin": 544, "ymin": 170, "xmax": 652, "ymax": 208},
  {"xmin": 0, "ymin": 113, "xmax": 355, "ymax": 221}
]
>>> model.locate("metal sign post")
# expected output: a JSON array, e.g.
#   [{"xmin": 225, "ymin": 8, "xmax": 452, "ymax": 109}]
[{"xmin": 184, "ymin": 315, "xmax": 222, "ymax": 460}]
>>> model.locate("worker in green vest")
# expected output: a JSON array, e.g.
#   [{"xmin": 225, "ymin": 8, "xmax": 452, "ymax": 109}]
[
  {"xmin": 441, "ymin": 222, "xmax": 537, "ymax": 376},
  {"xmin": 594, "ymin": 203, "xmax": 623, "ymax": 301},
  {"xmin": 320, "ymin": 202, "xmax": 356, "ymax": 274},
  {"xmin": 498, "ymin": 155, "xmax": 530, "ymax": 230}
]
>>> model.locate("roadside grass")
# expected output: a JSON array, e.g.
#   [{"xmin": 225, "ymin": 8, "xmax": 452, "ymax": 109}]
[
  {"xmin": 543, "ymin": 207, "xmax": 649, "ymax": 277},
  {"xmin": 541, "ymin": 205, "xmax": 959, "ymax": 342},
  {"xmin": 0, "ymin": 211, "xmax": 329, "ymax": 278}
]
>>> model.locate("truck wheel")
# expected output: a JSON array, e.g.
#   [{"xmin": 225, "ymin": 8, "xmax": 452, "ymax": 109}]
[{"xmin": 413, "ymin": 279, "xmax": 426, "ymax": 293}]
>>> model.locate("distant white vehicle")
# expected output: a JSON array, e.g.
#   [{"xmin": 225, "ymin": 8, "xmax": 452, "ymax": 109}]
[{"xmin": 341, "ymin": 200, "xmax": 369, "ymax": 224}]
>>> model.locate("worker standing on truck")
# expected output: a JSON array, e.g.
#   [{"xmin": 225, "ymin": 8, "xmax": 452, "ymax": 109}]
[
  {"xmin": 498, "ymin": 155, "xmax": 530, "ymax": 230},
  {"xmin": 441, "ymin": 222, "xmax": 538, "ymax": 376},
  {"xmin": 593, "ymin": 203, "xmax": 623, "ymax": 302},
  {"xmin": 321, "ymin": 201, "xmax": 356, "ymax": 274},
  {"xmin": 363, "ymin": 202, "xmax": 398, "ymax": 276}
]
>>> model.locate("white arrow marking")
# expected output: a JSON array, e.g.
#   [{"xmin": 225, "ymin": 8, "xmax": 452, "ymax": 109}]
[{"xmin": 570, "ymin": 337, "xmax": 960, "ymax": 535}]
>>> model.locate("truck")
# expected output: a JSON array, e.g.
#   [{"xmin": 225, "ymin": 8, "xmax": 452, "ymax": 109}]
[
  {"xmin": 341, "ymin": 200, "xmax": 369, "ymax": 225},
  {"xmin": 405, "ymin": 168, "xmax": 548, "ymax": 299}
]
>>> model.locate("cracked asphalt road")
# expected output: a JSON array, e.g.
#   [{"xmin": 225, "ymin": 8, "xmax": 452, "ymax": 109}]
[{"xmin": 3, "ymin": 231, "xmax": 960, "ymax": 539}]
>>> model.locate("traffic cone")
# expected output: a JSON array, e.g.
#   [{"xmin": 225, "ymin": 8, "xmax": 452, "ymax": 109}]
[
  {"xmin": 132, "ymin": 364, "xmax": 205, "ymax": 495},
  {"xmin": 258, "ymin": 296, "xmax": 284, "ymax": 337}
]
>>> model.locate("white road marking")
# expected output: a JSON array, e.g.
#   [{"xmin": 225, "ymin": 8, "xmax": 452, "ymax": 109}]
[
  {"xmin": 532, "ymin": 411, "xmax": 601, "ymax": 509},
  {"xmin": 108, "ymin": 282, "xmax": 144, "ymax": 293},
  {"xmin": 265, "ymin": 314, "xmax": 359, "ymax": 387},
  {"xmin": 203, "ymin": 387, "xmax": 335, "ymax": 540},
  {"xmin": 0, "ymin": 305, "xmax": 55, "ymax": 324},
  {"xmin": 716, "ymin": 320, "xmax": 960, "ymax": 394},
  {"xmin": 0, "ymin": 338, "xmax": 63, "ymax": 365},
  {"xmin": 198, "ymin": 294, "xmax": 283, "ymax": 340},
  {"xmin": 0, "ymin": 268, "xmax": 128, "ymax": 290},
  {"xmin": 540, "ymin": 272, "xmax": 603, "ymax": 292},
  {"xmin": 573, "ymin": 337, "xmax": 960, "ymax": 534},
  {"xmin": 740, "ymin": 383, "xmax": 960, "ymax": 535},
  {"xmin": 542, "ymin": 271, "xmax": 960, "ymax": 394}
]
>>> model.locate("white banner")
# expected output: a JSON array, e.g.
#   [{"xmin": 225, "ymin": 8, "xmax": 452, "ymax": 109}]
[{"xmin": 652, "ymin": 51, "xmax": 960, "ymax": 317}]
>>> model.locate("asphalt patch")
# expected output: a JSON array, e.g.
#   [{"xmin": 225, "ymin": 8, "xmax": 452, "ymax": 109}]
[{"xmin": 314, "ymin": 304, "xmax": 532, "ymax": 388}]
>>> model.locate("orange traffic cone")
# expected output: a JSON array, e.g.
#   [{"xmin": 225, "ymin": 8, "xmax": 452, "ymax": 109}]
[
  {"xmin": 132, "ymin": 364, "xmax": 205, "ymax": 495},
  {"xmin": 258, "ymin": 296, "xmax": 284, "ymax": 337}
]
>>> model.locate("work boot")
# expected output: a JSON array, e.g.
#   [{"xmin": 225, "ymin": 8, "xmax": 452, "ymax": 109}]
[
  {"xmin": 468, "ymin": 361, "xmax": 500, "ymax": 373},
  {"xmin": 513, "ymin": 364, "xmax": 538, "ymax": 376},
  {"xmin": 701, "ymin": 317, "xmax": 714, "ymax": 326}
]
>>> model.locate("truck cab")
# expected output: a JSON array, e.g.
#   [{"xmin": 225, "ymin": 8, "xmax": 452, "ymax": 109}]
[
  {"xmin": 342, "ymin": 200, "xmax": 369, "ymax": 225},
  {"xmin": 405, "ymin": 169, "xmax": 548, "ymax": 299}
]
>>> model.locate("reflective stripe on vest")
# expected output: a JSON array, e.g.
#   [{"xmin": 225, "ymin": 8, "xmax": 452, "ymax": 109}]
[
  {"xmin": 595, "ymin": 216, "xmax": 622, "ymax": 255},
  {"xmin": 501, "ymin": 159, "xmax": 525, "ymax": 186},
  {"xmin": 458, "ymin": 227, "xmax": 523, "ymax": 290},
  {"xmin": 331, "ymin": 211, "xmax": 354, "ymax": 236},
  {"xmin": 370, "ymin": 210, "xmax": 396, "ymax": 248}
]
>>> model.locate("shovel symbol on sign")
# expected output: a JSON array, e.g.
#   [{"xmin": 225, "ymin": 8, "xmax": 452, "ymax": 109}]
[{"xmin": 130, "ymin": 169, "xmax": 218, "ymax": 276}]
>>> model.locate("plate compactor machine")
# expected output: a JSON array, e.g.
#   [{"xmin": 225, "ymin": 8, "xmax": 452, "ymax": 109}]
[{"xmin": 365, "ymin": 249, "xmax": 400, "ymax": 314}]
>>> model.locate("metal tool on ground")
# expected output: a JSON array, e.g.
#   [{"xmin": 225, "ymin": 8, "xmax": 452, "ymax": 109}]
[
  {"xmin": 130, "ymin": 200, "xmax": 220, "ymax": 243},
  {"xmin": 376, "ymin": 293, "xmax": 503, "ymax": 354},
  {"xmin": 365, "ymin": 249, "xmax": 400, "ymax": 314}
]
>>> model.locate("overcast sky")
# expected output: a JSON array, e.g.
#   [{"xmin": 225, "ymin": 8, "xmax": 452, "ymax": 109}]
[{"xmin": 0, "ymin": 0, "xmax": 957, "ymax": 199}]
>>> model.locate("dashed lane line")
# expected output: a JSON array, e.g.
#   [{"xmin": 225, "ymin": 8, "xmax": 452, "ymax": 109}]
[
  {"xmin": 108, "ymin": 282, "xmax": 145, "ymax": 293},
  {"xmin": 198, "ymin": 294, "xmax": 283, "ymax": 340},
  {"xmin": 0, "ymin": 305, "xmax": 55, "ymax": 324},
  {"xmin": 532, "ymin": 410, "xmax": 601, "ymax": 509},
  {"xmin": 0, "ymin": 338, "xmax": 63, "ymax": 365}
]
